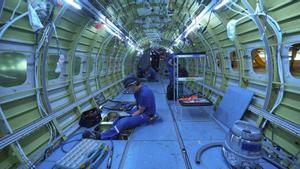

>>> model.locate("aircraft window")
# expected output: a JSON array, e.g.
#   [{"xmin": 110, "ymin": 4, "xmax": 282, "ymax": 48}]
[
  {"xmin": 0, "ymin": 52, "xmax": 27, "ymax": 87},
  {"xmin": 216, "ymin": 53, "xmax": 221, "ymax": 68},
  {"xmin": 89, "ymin": 59, "xmax": 94, "ymax": 73},
  {"xmin": 47, "ymin": 55, "xmax": 60, "ymax": 80},
  {"xmin": 251, "ymin": 48, "xmax": 266, "ymax": 73},
  {"xmin": 230, "ymin": 51, "xmax": 239, "ymax": 70},
  {"xmin": 289, "ymin": 43, "xmax": 300, "ymax": 77},
  {"xmin": 74, "ymin": 57, "xmax": 81, "ymax": 75},
  {"xmin": 206, "ymin": 58, "xmax": 210, "ymax": 69}
]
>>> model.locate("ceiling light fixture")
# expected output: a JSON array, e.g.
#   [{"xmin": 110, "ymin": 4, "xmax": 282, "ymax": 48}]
[
  {"xmin": 214, "ymin": 0, "xmax": 231, "ymax": 10},
  {"xmin": 169, "ymin": 0, "xmax": 217, "ymax": 48},
  {"xmin": 65, "ymin": 0, "xmax": 82, "ymax": 10},
  {"xmin": 78, "ymin": 1, "xmax": 143, "ymax": 52},
  {"xmin": 166, "ymin": 47, "xmax": 174, "ymax": 53}
]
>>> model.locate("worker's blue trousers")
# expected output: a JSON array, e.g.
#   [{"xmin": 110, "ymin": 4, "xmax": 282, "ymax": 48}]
[
  {"xmin": 168, "ymin": 66, "xmax": 174, "ymax": 84},
  {"xmin": 100, "ymin": 108, "xmax": 150, "ymax": 140}
]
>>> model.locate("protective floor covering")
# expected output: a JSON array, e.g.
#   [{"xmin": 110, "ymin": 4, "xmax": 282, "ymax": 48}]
[{"xmin": 38, "ymin": 78, "xmax": 278, "ymax": 169}]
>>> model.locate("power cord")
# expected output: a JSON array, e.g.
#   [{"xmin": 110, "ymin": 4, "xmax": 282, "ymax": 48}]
[
  {"xmin": 59, "ymin": 131, "xmax": 85, "ymax": 153},
  {"xmin": 60, "ymin": 139, "xmax": 82, "ymax": 154},
  {"xmin": 201, "ymin": 10, "xmax": 213, "ymax": 34}
]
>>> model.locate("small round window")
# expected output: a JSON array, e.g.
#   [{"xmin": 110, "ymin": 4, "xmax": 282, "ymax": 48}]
[
  {"xmin": 251, "ymin": 48, "xmax": 266, "ymax": 73},
  {"xmin": 74, "ymin": 56, "xmax": 81, "ymax": 75},
  {"xmin": 216, "ymin": 53, "xmax": 221, "ymax": 69},
  {"xmin": 0, "ymin": 52, "xmax": 27, "ymax": 87},
  {"xmin": 230, "ymin": 51, "xmax": 239, "ymax": 70},
  {"xmin": 89, "ymin": 59, "xmax": 94, "ymax": 73},
  {"xmin": 47, "ymin": 55, "xmax": 60, "ymax": 80},
  {"xmin": 289, "ymin": 43, "xmax": 300, "ymax": 78}
]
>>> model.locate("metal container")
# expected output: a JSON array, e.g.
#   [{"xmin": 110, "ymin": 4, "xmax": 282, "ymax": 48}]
[
  {"xmin": 223, "ymin": 120, "xmax": 262, "ymax": 168},
  {"xmin": 103, "ymin": 111, "xmax": 119, "ymax": 122}
]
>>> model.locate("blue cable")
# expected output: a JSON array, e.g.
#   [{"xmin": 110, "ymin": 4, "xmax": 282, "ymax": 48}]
[{"xmin": 60, "ymin": 139, "xmax": 82, "ymax": 153}]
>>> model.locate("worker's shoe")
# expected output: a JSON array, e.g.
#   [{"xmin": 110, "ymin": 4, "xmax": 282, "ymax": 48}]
[
  {"xmin": 149, "ymin": 114, "xmax": 160, "ymax": 123},
  {"xmin": 82, "ymin": 130, "xmax": 101, "ymax": 140}
]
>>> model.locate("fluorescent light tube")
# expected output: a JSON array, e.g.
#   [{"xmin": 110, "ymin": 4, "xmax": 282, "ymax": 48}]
[
  {"xmin": 65, "ymin": 0, "xmax": 82, "ymax": 10},
  {"xmin": 214, "ymin": 0, "xmax": 230, "ymax": 10}
]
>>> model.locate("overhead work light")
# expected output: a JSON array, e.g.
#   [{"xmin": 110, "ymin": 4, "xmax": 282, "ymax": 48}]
[
  {"xmin": 64, "ymin": 0, "xmax": 82, "ymax": 10},
  {"xmin": 76, "ymin": 1, "xmax": 143, "ymax": 52},
  {"xmin": 170, "ymin": 0, "xmax": 217, "ymax": 48},
  {"xmin": 214, "ymin": 0, "xmax": 232, "ymax": 10}
]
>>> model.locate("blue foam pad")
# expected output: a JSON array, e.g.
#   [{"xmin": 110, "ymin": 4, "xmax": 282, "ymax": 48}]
[{"xmin": 214, "ymin": 86, "xmax": 254, "ymax": 129}]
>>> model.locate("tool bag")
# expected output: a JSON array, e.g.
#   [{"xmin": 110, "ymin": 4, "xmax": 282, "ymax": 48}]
[{"xmin": 79, "ymin": 108, "xmax": 102, "ymax": 128}]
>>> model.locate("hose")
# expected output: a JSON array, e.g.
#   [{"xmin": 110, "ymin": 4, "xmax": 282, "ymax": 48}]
[
  {"xmin": 0, "ymin": 6, "xmax": 41, "ymax": 38},
  {"xmin": 60, "ymin": 139, "xmax": 82, "ymax": 153},
  {"xmin": 0, "ymin": 11, "xmax": 28, "ymax": 38},
  {"xmin": 195, "ymin": 142, "xmax": 224, "ymax": 164}
]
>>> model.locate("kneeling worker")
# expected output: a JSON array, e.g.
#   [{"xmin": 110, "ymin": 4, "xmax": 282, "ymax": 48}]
[{"xmin": 85, "ymin": 75, "xmax": 156, "ymax": 140}]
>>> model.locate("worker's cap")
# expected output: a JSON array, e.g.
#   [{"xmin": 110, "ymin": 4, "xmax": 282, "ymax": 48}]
[{"xmin": 123, "ymin": 75, "xmax": 138, "ymax": 88}]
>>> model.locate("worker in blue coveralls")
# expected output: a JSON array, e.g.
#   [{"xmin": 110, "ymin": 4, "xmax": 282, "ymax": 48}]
[
  {"xmin": 83, "ymin": 75, "xmax": 156, "ymax": 140},
  {"xmin": 166, "ymin": 53, "xmax": 176, "ymax": 85}
]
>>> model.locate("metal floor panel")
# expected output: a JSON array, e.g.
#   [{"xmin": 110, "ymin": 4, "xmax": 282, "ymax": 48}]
[
  {"xmin": 155, "ymin": 96, "xmax": 169, "ymax": 109},
  {"xmin": 177, "ymin": 121, "xmax": 226, "ymax": 141},
  {"xmin": 156, "ymin": 108, "xmax": 173, "ymax": 121},
  {"xmin": 156, "ymin": 100, "xmax": 170, "ymax": 110},
  {"xmin": 177, "ymin": 107, "xmax": 212, "ymax": 122},
  {"xmin": 121, "ymin": 140, "xmax": 186, "ymax": 169},
  {"xmin": 130, "ymin": 121, "xmax": 177, "ymax": 141}
]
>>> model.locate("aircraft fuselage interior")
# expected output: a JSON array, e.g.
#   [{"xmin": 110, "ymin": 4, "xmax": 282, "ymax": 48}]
[{"xmin": 0, "ymin": 0, "xmax": 299, "ymax": 169}]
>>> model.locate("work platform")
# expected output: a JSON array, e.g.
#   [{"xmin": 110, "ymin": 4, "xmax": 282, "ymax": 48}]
[{"xmin": 38, "ymin": 78, "xmax": 277, "ymax": 169}]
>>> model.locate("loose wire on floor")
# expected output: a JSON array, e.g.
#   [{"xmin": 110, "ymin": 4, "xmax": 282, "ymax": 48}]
[{"xmin": 60, "ymin": 139, "xmax": 82, "ymax": 153}]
